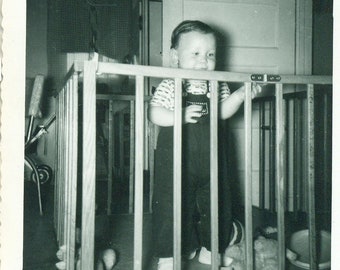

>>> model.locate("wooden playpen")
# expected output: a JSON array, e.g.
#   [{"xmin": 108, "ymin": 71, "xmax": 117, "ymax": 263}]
[{"xmin": 54, "ymin": 58, "xmax": 332, "ymax": 270}]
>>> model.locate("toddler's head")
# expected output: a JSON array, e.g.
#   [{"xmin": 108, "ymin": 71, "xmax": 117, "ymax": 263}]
[{"xmin": 170, "ymin": 20, "xmax": 217, "ymax": 71}]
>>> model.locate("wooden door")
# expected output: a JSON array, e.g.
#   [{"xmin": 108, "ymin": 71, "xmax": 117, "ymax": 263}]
[{"xmin": 162, "ymin": 0, "xmax": 312, "ymax": 75}]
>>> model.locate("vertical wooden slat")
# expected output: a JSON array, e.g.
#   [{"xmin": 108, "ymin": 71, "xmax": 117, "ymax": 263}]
[
  {"xmin": 210, "ymin": 80, "xmax": 219, "ymax": 270},
  {"xmin": 134, "ymin": 75, "xmax": 144, "ymax": 270},
  {"xmin": 81, "ymin": 60, "xmax": 97, "ymax": 270},
  {"xmin": 64, "ymin": 79, "xmax": 71, "ymax": 269},
  {"xmin": 60, "ymin": 88, "xmax": 66, "ymax": 245},
  {"xmin": 144, "ymin": 103, "xmax": 149, "ymax": 171},
  {"xmin": 298, "ymin": 98, "xmax": 304, "ymax": 212},
  {"xmin": 119, "ymin": 112, "xmax": 125, "ymax": 199},
  {"xmin": 64, "ymin": 81, "xmax": 70, "ymax": 247},
  {"xmin": 285, "ymin": 98, "xmax": 290, "ymax": 211},
  {"xmin": 63, "ymin": 84, "xmax": 67, "ymax": 244},
  {"xmin": 244, "ymin": 82, "xmax": 253, "ymax": 270},
  {"xmin": 54, "ymin": 90, "xmax": 61, "ymax": 238},
  {"xmin": 107, "ymin": 100, "xmax": 114, "ymax": 214},
  {"xmin": 269, "ymin": 100, "xmax": 276, "ymax": 212},
  {"xmin": 71, "ymin": 74, "xmax": 79, "ymax": 269},
  {"xmin": 66, "ymin": 74, "xmax": 78, "ymax": 270},
  {"xmin": 149, "ymin": 121, "xmax": 155, "ymax": 213},
  {"xmin": 307, "ymin": 84, "xmax": 317, "ymax": 269},
  {"xmin": 259, "ymin": 101, "xmax": 265, "ymax": 209},
  {"xmin": 54, "ymin": 93, "xmax": 58, "ymax": 231},
  {"xmin": 275, "ymin": 83, "xmax": 286, "ymax": 270},
  {"xmin": 322, "ymin": 92, "xmax": 330, "ymax": 213},
  {"xmin": 57, "ymin": 89, "xmax": 63, "ymax": 243},
  {"xmin": 130, "ymin": 100, "xmax": 136, "ymax": 214},
  {"xmin": 293, "ymin": 98, "xmax": 299, "ymax": 213},
  {"xmin": 173, "ymin": 77, "xmax": 182, "ymax": 270}
]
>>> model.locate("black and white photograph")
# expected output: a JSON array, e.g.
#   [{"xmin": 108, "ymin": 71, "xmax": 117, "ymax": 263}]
[{"xmin": 1, "ymin": 0, "xmax": 338, "ymax": 269}]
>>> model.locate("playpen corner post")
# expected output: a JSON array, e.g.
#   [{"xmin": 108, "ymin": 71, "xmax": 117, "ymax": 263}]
[{"xmin": 80, "ymin": 60, "xmax": 97, "ymax": 270}]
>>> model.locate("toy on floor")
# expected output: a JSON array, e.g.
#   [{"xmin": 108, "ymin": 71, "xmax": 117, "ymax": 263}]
[
  {"xmin": 96, "ymin": 248, "xmax": 117, "ymax": 270},
  {"xmin": 223, "ymin": 235, "xmax": 297, "ymax": 270},
  {"xmin": 75, "ymin": 247, "xmax": 116, "ymax": 270},
  {"xmin": 56, "ymin": 231, "xmax": 117, "ymax": 270},
  {"xmin": 75, "ymin": 247, "xmax": 117, "ymax": 270}
]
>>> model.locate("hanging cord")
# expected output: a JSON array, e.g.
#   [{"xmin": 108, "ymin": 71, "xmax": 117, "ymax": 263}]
[
  {"xmin": 89, "ymin": 6, "xmax": 98, "ymax": 52},
  {"xmin": 87, "ymin": 0, "xmax": 117, "ymax": 7}
]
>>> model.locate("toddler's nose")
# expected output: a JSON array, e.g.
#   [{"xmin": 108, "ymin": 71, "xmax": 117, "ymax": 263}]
[{"xmin": 198, "ymin": 56, "xmax": 208, "ymax": 68}]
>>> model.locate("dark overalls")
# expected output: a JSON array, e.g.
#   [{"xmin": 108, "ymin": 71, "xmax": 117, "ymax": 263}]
[{"xmin": 152, "ymin": 84, "xmax": 233, "ymax": 258}]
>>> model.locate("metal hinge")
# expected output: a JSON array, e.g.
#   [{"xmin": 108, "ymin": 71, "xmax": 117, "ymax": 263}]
[{"xmin": 251, "ymin": 74, "xmax": 281, "ymax": 82}]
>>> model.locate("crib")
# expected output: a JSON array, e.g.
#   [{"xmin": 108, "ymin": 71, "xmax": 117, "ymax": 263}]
[{"xmin": 54, "ymin": 56, "xmax": 332, "ymax": 270}]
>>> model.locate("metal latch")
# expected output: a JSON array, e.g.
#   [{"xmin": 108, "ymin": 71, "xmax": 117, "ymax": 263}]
[{"xmin": 251, "ymin": 74, "xmax": 281, "ymax": 82}]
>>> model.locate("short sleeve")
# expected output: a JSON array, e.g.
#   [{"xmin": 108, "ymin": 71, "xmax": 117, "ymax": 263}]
[
  {"xmin": 219, "ymin": 81, "xmax": 231, "ymax": 102},
  {"xmin": 149, "ymin": 79, "xmax": 175, "ymax": 110}
]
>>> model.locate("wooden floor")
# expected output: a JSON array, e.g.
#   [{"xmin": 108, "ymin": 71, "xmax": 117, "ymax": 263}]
[
  {"xmin": 97, "ymin": 214, "xmax": 216, "ymax": 270},
  {"xmin": 23, "ymin": 180, "xmax": 331, "ymax": 270},
  {"xmin": 23, "ymin": 181, "xmax": 213, "ymax": 270}
]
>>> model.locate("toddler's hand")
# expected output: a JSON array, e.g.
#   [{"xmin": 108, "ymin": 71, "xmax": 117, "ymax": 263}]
[
  {"xmin": 251, "ymin": 82, "xmax": 263, "ymax": 98},
  {"xmin": 184, "ymin": 105, "xmax": 203, "ymax": 123},
  {"xmin": 236, "ymin": 83, "xmax": 263, "ymax": 101}
]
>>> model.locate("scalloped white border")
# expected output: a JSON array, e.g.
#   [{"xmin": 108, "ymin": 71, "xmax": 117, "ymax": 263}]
[
  {"xmin": 0, "ymin": 0, "xmax": 26, "ymax": 269},
  {"xmin": 0, "ymin": 1, "xmax": 338, "ymax": 270}
]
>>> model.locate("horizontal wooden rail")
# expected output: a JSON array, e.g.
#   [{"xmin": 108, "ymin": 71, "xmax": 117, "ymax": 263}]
[
  {"xmin": 96, "ymin": 94, "xmax": 151, "ymax": 101},
  {"xmin": 72, "ymin": 62, "xmax": 332, "ymax": 85}
]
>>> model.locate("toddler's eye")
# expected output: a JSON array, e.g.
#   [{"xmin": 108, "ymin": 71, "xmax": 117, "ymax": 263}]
[
  {"xmin": 194, "ymin": 52, "xmax": 200, "ymax": 56},
  {"xmin": 208, "ymin": 52, "xmax": 215, "ymax": 58}
]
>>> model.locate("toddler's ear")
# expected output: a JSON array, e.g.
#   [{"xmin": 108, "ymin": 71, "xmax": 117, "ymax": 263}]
[{"xmin": 170, "ymin": 48, "xmax": 179, "ymax": 68}]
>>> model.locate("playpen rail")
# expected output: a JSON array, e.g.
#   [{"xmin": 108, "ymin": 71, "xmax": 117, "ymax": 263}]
[
  {"xmin": 55, "ymin": 61, "xmax": 332, "ymax": 270},
  {"xmin": 74, "ymin": 61, "xmax": 332, "ymax": 84}
]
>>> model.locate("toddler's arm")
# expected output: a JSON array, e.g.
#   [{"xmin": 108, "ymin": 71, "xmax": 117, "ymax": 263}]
[
  {"xmin": 148, "ymin": 104, "xmax": 204, "ymax": 127},
  {"xmin": 220, "ymin": 84, "xmax": 261, "ymax": 120},
  {"xmin": 148, "ymin": 105, "xmax": 175, "ymax": 127}
]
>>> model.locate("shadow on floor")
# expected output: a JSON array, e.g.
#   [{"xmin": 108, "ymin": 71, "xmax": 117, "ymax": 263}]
[{"xmin": 23, "ymin": 181, "xmax": 58, "ymax": 270}]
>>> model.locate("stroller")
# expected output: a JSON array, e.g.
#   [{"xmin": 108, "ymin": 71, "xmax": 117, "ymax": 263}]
[{"xmin": 25, "ymin": 75, "xmax": 55, "ymax": 215}]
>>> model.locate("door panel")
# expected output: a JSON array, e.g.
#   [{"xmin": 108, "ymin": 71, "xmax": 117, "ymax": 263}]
[{"xmin": 163, "ymin": 0, "xmax": 305, "ymax": 75}]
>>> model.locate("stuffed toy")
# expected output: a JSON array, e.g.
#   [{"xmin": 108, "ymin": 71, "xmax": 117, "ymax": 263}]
[
  {"xmin": 222, "ymin": 241, "xmax": 246, "ymax": 270},
  {"xmin": 223, "ymin": 236, "xmax": 279, "ymax": 270},
  {"xmin": 254, "ymin": 236, "xmax": 278, "ymax": 270}
]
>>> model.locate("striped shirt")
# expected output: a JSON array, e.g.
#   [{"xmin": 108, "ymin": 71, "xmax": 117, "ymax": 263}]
[{"xmin": 150, "ymin": 78, "xmax": 231, "ymax": 110}]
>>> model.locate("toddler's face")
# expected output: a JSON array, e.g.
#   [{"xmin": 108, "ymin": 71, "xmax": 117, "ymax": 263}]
[{"xmin": 172, "ymin": 31, "xmax": 216, "ymax": 71}]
